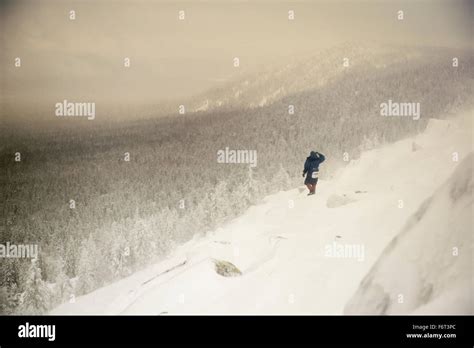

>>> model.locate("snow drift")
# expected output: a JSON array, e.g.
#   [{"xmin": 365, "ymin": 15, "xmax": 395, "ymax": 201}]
[{"xmin": 344, "ymin": 153, "xmax": 473, "ymax": 315}]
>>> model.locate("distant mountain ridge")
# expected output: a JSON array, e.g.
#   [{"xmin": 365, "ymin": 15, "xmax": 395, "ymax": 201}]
[{"xmin": 187, "ymin": 43, "xmax": 469, "ymax": 113}]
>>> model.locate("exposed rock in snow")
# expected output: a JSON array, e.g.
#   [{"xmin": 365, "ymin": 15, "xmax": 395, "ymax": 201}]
[{"xmin": 213, "ymin": 259, "xmax": 242, "ymax": 277}]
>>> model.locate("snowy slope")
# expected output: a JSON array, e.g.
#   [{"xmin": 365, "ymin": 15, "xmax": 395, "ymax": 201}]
[
  {"xmin": 51, "ymin": 110, "xmax": 473, "ymax": 315},
  {"xmin": 344, "ymin": 152, "xmax": 473, "ymax": 314}
]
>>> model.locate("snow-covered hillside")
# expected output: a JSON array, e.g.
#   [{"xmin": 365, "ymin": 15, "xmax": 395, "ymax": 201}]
[
  {"xmin": 51, "ymin": 110, "xmax": 472, "ymax": 315},
  {"xmin": 344, "ymin": 152, "xmax": 473, "ymax": 314},
  {"xmin": 189, "ymin": 43, "xmax": 426, "ymax": 112}
]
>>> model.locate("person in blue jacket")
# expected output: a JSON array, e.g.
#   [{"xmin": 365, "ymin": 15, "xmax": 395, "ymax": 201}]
[{"xmin": 302, "ymin": 151, "xmax": 325, "ymax": 195}]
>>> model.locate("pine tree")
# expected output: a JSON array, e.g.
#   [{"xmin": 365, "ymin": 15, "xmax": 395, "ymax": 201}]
[
  {"xmin": 54, "ymin": 269, "xmax": 73, "ymax": 305},
  {"xmin": 19, "ymin": 259, "xmax": 50, "ymax": 314},
  {"xmin": 130, "ymin": 216, "xmax": 156, "ymax": 269},
  {"xmin": 188, "ymin": 199, "xmax": 210, "ymax": 236},
  {"xmin": 208, "ymin": 181, "xmax": 230, "ymax": 225},
  {"xmin": 242, "ymin": 166, "xmax": 259, "ymax": 204},
  {"xmin": 0, "ymin": 286, "xmax": 10, "ymax": 314},
  {"xmin": 76, "ymin": 235, "xmax": 98, "ymax": 295},
  {"xmin": 231, "ymin": 182, "xmax": 251, "ymax": 213}
]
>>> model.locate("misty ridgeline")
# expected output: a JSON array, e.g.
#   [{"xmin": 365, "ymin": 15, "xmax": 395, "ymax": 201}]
[{"xmin": 1, "ymin": 45, "xmax": 473, "ymax": 314}]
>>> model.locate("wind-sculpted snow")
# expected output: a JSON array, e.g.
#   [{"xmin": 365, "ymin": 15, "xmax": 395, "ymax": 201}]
[
  {"xmin": 344, "ymin": 153, "xmax": 473, "ymax": 314},
  {"xmin": 326, "ymin": 194, "xmax": 357, "ymax": 208}
]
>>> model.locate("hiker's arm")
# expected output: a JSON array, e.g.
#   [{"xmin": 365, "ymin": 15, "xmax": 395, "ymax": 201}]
[
  {"xmin": 318, "ymin": 153, "xmax": 326, "ymax": 163},
  {"xmin": 303, "ymin": 160, "xmax": 309, "ymax": 175}
]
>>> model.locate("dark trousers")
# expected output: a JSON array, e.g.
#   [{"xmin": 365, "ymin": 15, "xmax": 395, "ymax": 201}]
[{"xmin": 306, "ymin": 183, "xmax": 316, "ymax": 194}]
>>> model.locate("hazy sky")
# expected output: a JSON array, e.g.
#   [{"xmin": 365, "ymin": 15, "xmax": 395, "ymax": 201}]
[{"xmin": 1, "ymin": 0, "xmax": 472, "ymax": 106}]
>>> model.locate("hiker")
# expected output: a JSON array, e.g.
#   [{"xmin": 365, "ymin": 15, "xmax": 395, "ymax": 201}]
[{"xmin": 302, "ymin": 151, "xmax": 325, "ymax": 195}]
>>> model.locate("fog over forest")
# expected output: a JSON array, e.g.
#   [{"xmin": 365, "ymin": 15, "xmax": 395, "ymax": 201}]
[{"xmin": 1, "ymin": 0, "xmax": 472, "ymax": 116}]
